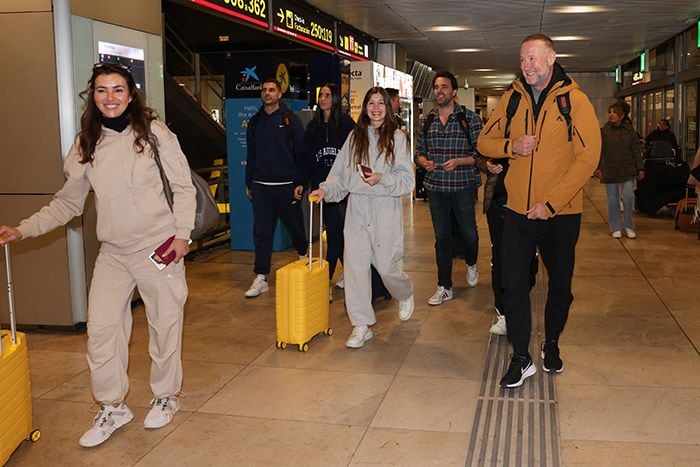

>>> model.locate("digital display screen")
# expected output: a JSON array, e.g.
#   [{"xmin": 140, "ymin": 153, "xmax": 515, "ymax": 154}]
[
  {"xmin": 337, "ymin": 24, "xmax": 373, "ymax": 61},
  {"xmin": 272, "ymin": 0, "xmax": 334, "ymax": 52},
  {"xmin": 192, "ymin": 0, "xmax": 269, "ymax": 29},
  {"xmin": 98, "ymin": 41, "xmax": 146, "ymax": 97}
]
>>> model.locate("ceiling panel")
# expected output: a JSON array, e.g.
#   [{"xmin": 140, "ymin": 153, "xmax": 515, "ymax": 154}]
[{"xmin": 308, "ymin": 0, "xmax": 700, "ymax": 91}]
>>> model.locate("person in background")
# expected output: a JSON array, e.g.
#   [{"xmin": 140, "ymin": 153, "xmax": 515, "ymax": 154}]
[
  {"xmin": 310, "ymin": 87, "xmax": 415, "ymax": 349},
  {"xmin": 415, "ymin": 70, "xmax": 482, "ymax": 307},
  {"xmin": 475, "ymin": 155, "xmax": 539, "ymax": 336},
  {"xmin": 477, "ymin": 33, "xmax": 601, "ymax": 388},
  {"xmin": 645, "ymin": 118, "xmax": 680, "ymax": 158},
  {"xmin": 0, "ymin": 63, "xmax": 196, "ymax": 446},
  {"xmin": 302, "ymin": 83, "xmax": 355, "ymax": 294},
  {"xmin": 244, "ymin": 78, "xmax": 307, "ymax": 298},
  {"xmin": 594, "ymin": 102, "xmax": 645, "ymax": 239},
  {"xmin": 385, "ymin": 87, "xmax": 406, "ymax": 130}
]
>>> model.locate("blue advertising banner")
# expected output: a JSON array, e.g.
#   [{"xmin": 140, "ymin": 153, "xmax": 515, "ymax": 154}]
[{"xmin": 226, "ymin": 97, "xmax": 307, "ymax": 251}]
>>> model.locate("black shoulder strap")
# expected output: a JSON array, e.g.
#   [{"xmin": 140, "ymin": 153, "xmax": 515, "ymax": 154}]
[
  {"xmin": 455, "ymin": 111, "xmax": 473, "ymax": 148},
  {"xmin": 504, "ymin": 91, "xmax": 521, "ymax": 139},
  {"xmin": 283, "ymin": 110, "xmax": 294, "ymax": 155},
  {"xmin": 422, "ymin": 112, "xmax": 435, "ymax": 140},
  {"xmin": 556, "ymin": 91, "xmax": 573, "ymax": 142}
]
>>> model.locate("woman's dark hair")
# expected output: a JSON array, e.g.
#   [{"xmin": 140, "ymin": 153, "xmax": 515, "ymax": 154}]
[
  {"xmin": 77, "ymin": 63, "xmax": 157, "ymax": 164},
  {"xmin": 609, "ymin": 102, "xmax": 626, "ymax": 117},
  {"xmin": 349, "ymin": 87, "xmax": 403, "ymax": 168},
  {"xmin": 310, "ymin": 82, "xmax": 342, "ymax": 132}
]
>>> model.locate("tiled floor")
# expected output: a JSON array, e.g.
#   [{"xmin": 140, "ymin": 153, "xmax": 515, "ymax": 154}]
[{"xmin": 7, "ymin": 180, "xmax": 700, "ymax": 466}]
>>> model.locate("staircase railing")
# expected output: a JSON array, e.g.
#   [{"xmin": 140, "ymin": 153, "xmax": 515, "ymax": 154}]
[{"xmin": 163, "ymin": 13, "xmax": 226, "ymax": 128}]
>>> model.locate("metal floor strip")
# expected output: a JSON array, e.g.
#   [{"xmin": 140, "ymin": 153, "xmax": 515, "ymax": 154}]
[{"xmin": 466, "ymin": 267, "xmax": 561, "ymax": 467}]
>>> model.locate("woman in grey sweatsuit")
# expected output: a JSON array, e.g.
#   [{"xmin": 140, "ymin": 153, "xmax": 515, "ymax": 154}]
[{"xmin": 311, "ymin": 87, "xmax": 414, "ymax": 349}]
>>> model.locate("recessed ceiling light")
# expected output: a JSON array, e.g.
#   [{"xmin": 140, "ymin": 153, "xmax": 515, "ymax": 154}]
[
  {"xmin": 550, "ymin": 36, "xmax": 588, "ymax": 41},
  {"xmin": 549, "ymin": 6, "xmax": 610, "ymax": 13},
  {"xmin": 472, "ymin": 68, "xmax": 496, "ymax": 72},
  {"xmin": 451, "ymin": 48, "xmax": 485, "ymax": 53},
  {"xmin": 425, "ymin": 26, "xmax": 470, "ymax": 32},
  {"xmin": 556, "ymin": 53, "xmax": 576, "ymax": 58}
]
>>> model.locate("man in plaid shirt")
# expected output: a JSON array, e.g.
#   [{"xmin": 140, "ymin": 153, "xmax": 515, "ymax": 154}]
[{"xmin": 415, "ymin": 70, "xmax": 482, "ymax": 306}]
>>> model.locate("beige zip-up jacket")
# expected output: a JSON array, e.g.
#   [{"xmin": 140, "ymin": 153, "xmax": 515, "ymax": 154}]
[{"xmin": 18, "ymin": 120, "xmax": 196, "ymax": 254}]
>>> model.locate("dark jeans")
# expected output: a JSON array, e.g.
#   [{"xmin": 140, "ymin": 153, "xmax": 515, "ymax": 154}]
[
  {"xmin": 427, "ymin": 189, "xmax": 478, "ymax": 289},
  {"xmin": 251, "ymin": 183, "xmax": 307, "ymax": 275},
  {"xmin": 323, "ymin": 199, "xmax": 346, "ymax": 279},
  {"xmin": 501, "ymin": 209, "xmax": 581, "ymax": 356},
  {"xmin": 486, "ymin": 203, "xmax": 538, "ymax": 312}
]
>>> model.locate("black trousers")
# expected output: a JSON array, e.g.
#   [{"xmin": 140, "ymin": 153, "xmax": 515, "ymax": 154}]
[
  {"xmin": 486, "ymin": 203, "xmax": 538, "ymax": 312},
  {"xmin": 251, "ymin": 183, "xmax": 307, "ymax": 275},
  {"xmin": 501, "ymin": 209, "xmax": 581, "ymax": 357},
  {"xmin": 323, "ymin": 199, "xmax": 346, "ymax": 279}
]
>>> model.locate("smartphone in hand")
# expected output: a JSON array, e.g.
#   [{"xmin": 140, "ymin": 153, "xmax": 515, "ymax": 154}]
[
  {"xmin": 149, "ymin": 235, "xmax": 176, "ymax": 270},
  {"xmin": 357, "ymin": 164, "xmax": 373, "ymax": 179}
]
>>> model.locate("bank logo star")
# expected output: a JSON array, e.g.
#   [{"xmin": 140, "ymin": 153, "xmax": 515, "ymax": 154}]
[{"xmin": 241, "ymin": 65, "xmax": 259, "ymax": 83}]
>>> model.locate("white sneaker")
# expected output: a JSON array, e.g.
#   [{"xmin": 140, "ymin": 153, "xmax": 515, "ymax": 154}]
[
  {"xmin": 398, "ymin": 294, "xmax": 415, "ymax": 321},
  {"xmin": 428, "ymin": 286, "xmax": 453, "ymax": 306},
  {"xmin": 489, "ymin": 314, "xmax": 507, "ymax": 336},
  {"xmin": 335, "ymin": 274, "xmax": 345, "ymax": 289},
  {"xmin": 625, "ymin": 228, "xmax": 637, "ymax": 239},
  {"xmin": 245, "ymin": 275, "xmax": 268, "ymax": 298},
  {"xmin": 144, "ymin": 396, "xmax": 180, "ymax": 429},
  {"xmin": 467, "ymin": 264, "xmax": 479, "ymax": 287},
  {"xmin": 78, "ymin": 401, "xmax": 134, "ymax": 448},
  {"xmin": 346, "ymin": 325, "xmax": 373, "ymax": 348},
  {"xmin": 612, "ymin": 230, "xmax": 622, "ymax": 239}
]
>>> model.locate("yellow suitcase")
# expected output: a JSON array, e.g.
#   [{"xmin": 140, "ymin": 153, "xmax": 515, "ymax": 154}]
[
  {"xmin": 1, "ymin": 244, "xmax": 40, "ymax": 465},
  {"xmin": 275, "ymin": 196, "xmax": 332, "ymax": 352}
]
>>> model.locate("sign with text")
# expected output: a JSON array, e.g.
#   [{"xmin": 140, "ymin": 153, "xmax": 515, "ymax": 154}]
[
  {"xmin": 336, "ymin": 24, "xmax": 373, "ymax": 61},
  {"xmin": 192, "ymin": 0, "xmax": 269, "ymax": 29},
  {"xmin": 272, "ymin": 0, "xmax": 335, "ymax": 52}
]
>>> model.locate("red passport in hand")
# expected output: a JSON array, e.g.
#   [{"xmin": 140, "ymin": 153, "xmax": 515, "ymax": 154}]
[{"xmin": 152, "ymin": 235, "xmax": 176, "ymax": 267}]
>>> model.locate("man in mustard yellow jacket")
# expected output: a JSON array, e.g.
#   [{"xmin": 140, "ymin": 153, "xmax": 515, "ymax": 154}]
[{"xmin": 477, "ymin": 33, "xmax": 601, "ymax": 388}]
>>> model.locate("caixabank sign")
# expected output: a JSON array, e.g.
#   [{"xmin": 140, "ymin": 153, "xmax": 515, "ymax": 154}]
[{"xmin": 225, "ymin": 58, "xmax": 296, "ymax": 98}]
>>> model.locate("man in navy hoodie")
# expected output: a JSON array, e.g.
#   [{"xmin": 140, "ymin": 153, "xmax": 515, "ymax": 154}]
[{"xmin": 245, "ymin": 78, "xmax": 307, "ymax": 298}]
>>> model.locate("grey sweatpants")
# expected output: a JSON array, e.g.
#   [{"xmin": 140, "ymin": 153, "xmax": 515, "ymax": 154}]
[
  {"xmin": 87, "ymin": 243, "xmax": 188, "ymax": 404},
  {"xmin": 343, "ymin": 194, "xmax": 413, "ymax": 326}
]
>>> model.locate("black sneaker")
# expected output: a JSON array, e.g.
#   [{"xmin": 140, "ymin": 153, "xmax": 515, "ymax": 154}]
[
  {"xmin": 541, "ymin": 340, "xmax": 564, "ymax": 373},
  {"xmin": 499, "ymin": 354, "xmax": 537, "ymax": 388}
]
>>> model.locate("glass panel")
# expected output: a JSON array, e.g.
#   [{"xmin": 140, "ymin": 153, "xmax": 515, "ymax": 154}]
[
  {"xmin": 684, "ymin": 81, "xmax": 697, "ymax": 163},
  {"xmin": 640, "ymin": 93, "xmax": 649, "ymax": 137},
  {"xmin": 665, "ymin": 87, "xmax": 675, "ymax": 125},
  {"xmin": 649, "ymin": 39, "xmax": 675, "ymax": 79},
  {"xmin": 685, "ymin": 26, "xmax": 700, "ymax": 71}
]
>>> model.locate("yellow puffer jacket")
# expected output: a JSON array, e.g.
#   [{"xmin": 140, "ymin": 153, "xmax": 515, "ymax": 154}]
[{"xmin": 477, "ymin": 76, "xmax": 601, "ymax": 217}]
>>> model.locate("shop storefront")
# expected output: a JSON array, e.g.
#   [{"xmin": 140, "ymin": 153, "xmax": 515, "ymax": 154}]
[{"xmin": 616, "ymin": 22, "xmax": 700, "ymax": 162}]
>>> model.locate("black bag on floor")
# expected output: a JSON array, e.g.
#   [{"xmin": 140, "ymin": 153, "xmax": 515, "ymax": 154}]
[{"xmin": 635, "ymin": 160, "xmax": 689, "ymax": 215}]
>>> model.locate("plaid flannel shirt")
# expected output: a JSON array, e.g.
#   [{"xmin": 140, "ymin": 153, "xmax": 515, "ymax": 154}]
[{"xmin": 415, "ymin": 105, "xmax": 483, "ymax": 192}]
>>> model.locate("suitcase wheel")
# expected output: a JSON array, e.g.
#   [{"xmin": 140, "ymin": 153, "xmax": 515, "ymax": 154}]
[
  {"xmin": 324, "ymin": 328, "xmax": 333, "ymax": 336},
  {"xmin": 298, "ymin": 343, "xmax": 309, "ymax": 352},
  {"xmin": 276, "ymin": 341, "xmax": 287, "ymax": 349},
  {"xmin": 30, "ymin": 429, "xmax": 41, "ymax": 442}
]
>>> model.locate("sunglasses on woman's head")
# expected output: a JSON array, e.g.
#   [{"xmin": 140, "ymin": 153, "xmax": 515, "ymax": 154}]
[{"xmin": 93, "ymin": 62, "xmax": 132, "ymax": 74}]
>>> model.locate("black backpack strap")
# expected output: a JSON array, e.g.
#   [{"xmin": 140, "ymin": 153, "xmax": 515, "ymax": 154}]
[
  {"xmin": 422, "ymin": 112, "xmax": 435, "ymax": 140},
  {"xmin": 283, "ymin": 110, "xmax": 294, "ymax": 156},
  {"xmin": 504, "ymin": 91, "xmax": 521, "ymax": 139},
  {"xmin": 455, "ymin": 111, "xmax": 473, "ymax": 148},
  {"xmin": 556, "ymin": 91, "xmax": 573, "ymax": 142}
]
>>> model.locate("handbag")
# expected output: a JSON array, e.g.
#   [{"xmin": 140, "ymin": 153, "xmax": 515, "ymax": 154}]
[
  {"xmin": 153, "ymin": 150, "xmax": 220, "ymax": 241},
  {"xmin": 691, "ymin": 164, "xmax": 700, "ymax": 180}
]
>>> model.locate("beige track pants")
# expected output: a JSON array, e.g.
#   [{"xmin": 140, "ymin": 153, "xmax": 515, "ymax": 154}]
[{"xmin": 86, "ymin": 244, "xmax": 188, "ymax": 404}]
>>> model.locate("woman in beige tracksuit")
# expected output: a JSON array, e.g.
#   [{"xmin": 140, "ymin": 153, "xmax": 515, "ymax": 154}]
[
  {"xmin": 0, "ymin": 63, "xmax": 195, "ymax": 448},
  {"xmin": 311, "ymin": 87, "xmax": 415, "ymax": 349}
]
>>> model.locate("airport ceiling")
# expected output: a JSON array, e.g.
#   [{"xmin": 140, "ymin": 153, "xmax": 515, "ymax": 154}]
[{"xmin": 165, "ymin": 0, "xmax": 700, "ymax": 94}]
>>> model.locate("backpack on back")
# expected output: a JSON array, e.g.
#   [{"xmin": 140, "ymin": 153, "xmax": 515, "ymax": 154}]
[
  {"xmin": 422, "ymin": 110, "xmax": 475, "ymax": 149},
  {"xmin": 503, "ymin": 90, "xmax": 572, "ymax": 141}
]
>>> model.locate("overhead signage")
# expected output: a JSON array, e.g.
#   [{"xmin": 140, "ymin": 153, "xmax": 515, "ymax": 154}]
[
  {"xmin": 225, "ymin": 58, "xmax": 298, "ymax": 98},
  {"xmin": 272, "ymin": 0, "xmax": 335, "ymax": 52},
  {"xmin": 632, "ymin": 71, "xmax": 644, "ymax": 85},
  {"xmin": 192, "ymin": 0, "xmax": 269, "ymax": 29},
  {"xmin": 337, "ymin": 24, "xmax": 373, "ymax": 61}
]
